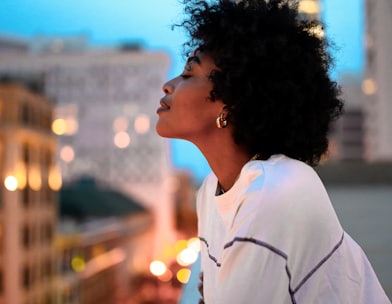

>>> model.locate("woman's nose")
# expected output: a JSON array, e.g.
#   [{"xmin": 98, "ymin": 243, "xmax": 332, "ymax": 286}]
[{"xmin": 162, "ymin": 79, "xmax": 174, "ymax": 94}]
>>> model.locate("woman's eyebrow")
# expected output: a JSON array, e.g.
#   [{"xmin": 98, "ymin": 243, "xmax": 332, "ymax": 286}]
[
  {"xmin": 187, "ymin": 55, "xmax": 201, "ymax": 65},
  {"xmin": 185, "ymin": 55, "xmax": 201, "ymax": 70}
]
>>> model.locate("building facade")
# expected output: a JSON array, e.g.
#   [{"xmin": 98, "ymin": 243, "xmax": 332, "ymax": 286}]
[
  {"xmin": 0, "ymin": 82, "xmax": 60, "ymax": 304},
  {"xmin": 55, "ymin": 214, "xmax": 154, "ymax": 304},
  {"xmin": 0, "ymin": 42, "xmax": 176, "ymax": 263},
  {"xmin": 363, "ymin": 0, "xmax": 392, "ymax": 161}
]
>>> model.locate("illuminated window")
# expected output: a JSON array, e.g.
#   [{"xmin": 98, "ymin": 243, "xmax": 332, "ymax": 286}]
[
  {"xmin": 299, "ymin": 0, "xmax": 320, "ymax": 15},
  {"xmin": 362, "ymin": 78, "xmax": 377, "ymax": 95}
]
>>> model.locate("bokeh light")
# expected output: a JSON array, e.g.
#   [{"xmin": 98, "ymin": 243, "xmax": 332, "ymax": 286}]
[
  {"xmin": 362, "ymin": 78, "xmax": 377, "ymax": 95},
  {"xmin": 176, "ymin": 248, "xmax": 198, "ymax": 266},
  {"xmin": 71, "ymin": 256, "xmax": 86, "ymax": 272},
  {"xmin": 158, "ymin": 269, "xmax": 173, "ymax": 282},
  {"xmin": 4, "ymin": 175, "xmax": 18, "ymax": 191},
  {"xmin": 113, "ymin": 116, "xmax": 129, "ymax": 132},
  {"xmin": 28, "ymin": 165, "xmax": 42, "ymax": 191},
  {"xmin": 299, "ymin": 0, "xmax": 320, "ymax": 15},
  {"xmin": 48, "ymin": 164, "xmax": 62, "ymax": 191},
  {"xmin": 175, "ymin": 240, "xmax": 188, "ymax": 253},
  {"xmin": 65, "ymin": 117, "xmax": 78, "ymax": 135},
  {"xmin": 150, "ymin": 260, "xmax": 167, "ymax": 277},
  {"xmin": 60, "ymin": 145, "xmax": 75, "ymax": 163},
  {"xmin": 52, "ymin": 118, "xmax": 67, "ymax": 135},
  {"xmin": 15, "ymin": 162, "xmax": 27, "ymax": 189},
  {"xmin": 176, "ymin": 268, "xmax": 191, "ymax": 284},
  {"xmin": 134, "ymin": 114, "xmax": 150, "ymax": 134},
  {"xmin": 114, "ymin": 131, "xmax": 131, "ymax": 149},
  {"xmin": 187, "ymin": 237, "xmax": 201, "ymax": 253}
]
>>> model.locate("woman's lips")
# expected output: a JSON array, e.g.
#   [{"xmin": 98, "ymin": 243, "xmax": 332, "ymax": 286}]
[{"xmin": 157, "ymin": 99, "xmax": 170, "ymax": 113}]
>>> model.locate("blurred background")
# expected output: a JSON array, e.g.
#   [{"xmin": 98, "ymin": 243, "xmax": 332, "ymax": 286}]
[{"xmin": 0, "ymin": 0, "xmax": 391, "ymax": 303}]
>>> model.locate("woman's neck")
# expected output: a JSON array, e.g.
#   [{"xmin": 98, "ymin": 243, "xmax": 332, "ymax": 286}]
[{"xmin": 195, "ymin": 134, "xmax": 253, "ymax": 192}]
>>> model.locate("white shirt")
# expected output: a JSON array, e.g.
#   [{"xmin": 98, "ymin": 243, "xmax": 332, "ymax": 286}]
[{"xmin": 197, "ymin": 155, "xmax": 390, "ymax": 303}]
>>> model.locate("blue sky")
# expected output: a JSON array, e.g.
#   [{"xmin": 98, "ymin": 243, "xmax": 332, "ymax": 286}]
[{"xmin": 0, "ymin": 0, "xmax": 364, "ymax": 182}]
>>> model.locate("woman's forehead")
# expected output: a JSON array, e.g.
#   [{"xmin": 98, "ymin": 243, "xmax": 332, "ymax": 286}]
[{"xmin": 188, "ymin": 49, "xmax": 216, "ymax": 67}]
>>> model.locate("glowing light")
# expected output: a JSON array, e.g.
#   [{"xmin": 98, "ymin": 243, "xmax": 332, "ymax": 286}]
[
  {"xmin": 4, "ymin": 176, "xmax": 18, "ymax": 191},
  {"xmin": 48, "ymin": 164, "xmax": 62, "ymax": 191},
  {"xmin": 81, "ymin": 248, "xmax": 126, "ymax": 279},
  {"xmin": 65, "ymin": 118, "xmax": 78, "ymax": 135},
  {"xmin": 177, "ymin": 248, "xmax": 198, "ymax": 266},
  {"xmin": 150, "ymin": 260, "xmax": 167, "ymax": 276},
  {"xmin": 177, "ymin": 268, "xmax": 191, "ymax": 284},
  {"xmin": 92, "ymin": 245, "xmax": 106, "ymax": 258},
  {"xmin": 134, "ymin": 114, "xmax": 150, "ymax": 134},
  {"xmin": 28, "ymin": 165, "xmax": 42, "ymax": 191},
  {"xmin": 114, "ymin": 131, "xmax": 131, "ymax": 149},
  {"xmin": 60, "ymin": 146, "xmax": 75, "ymax": 163},
  {"xmin": 158, "ymin": 269, "xmax": 173, "ymax": 282},
  {"xmin": 52, "ymin": 118, "xmax": 67, "ymax": 135},
  {"xmin": 299, "ymin": 0, "xmax": 320, "ymax": 15},
  {"xmin": 71, "ymin": 256, "xmax": 86, "ymax": 272},
  {"xmin": 175, "ymin": 240, "xmax": 188, "ymax": 253},
  {"xmin": 15, "ymin": 162, "xmax": 27, "ymax": 189},
  {"xmin": 188, "ymin": 237, "xmax": 201, "ymax": 253},
  {"xmin": 162, "ymin": 243, "xmax": 176, "ymax": 260},
  {"xmin": 52, "ymin": 117, "xmax": 78, "ymax": 135},
  {"xmin": 362, "ymin": 78, "xmax": 377, "ymax": 95},
  {"xmin": 113, "ymin": 116, "xmax": 129, "ymax": 132}
]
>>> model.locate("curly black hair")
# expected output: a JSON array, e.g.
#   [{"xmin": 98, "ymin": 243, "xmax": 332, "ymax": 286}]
[{"xmin": 176, "ymin": 0, "xmax": 344, "ymax": 166}]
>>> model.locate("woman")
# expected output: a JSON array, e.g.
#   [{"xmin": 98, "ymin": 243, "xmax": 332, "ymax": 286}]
[{"xmin": 156, "ymin": 0, "xmax": 390, "ymax": 303}]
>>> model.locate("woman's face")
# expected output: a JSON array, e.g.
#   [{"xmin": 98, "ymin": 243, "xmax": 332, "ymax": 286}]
[{"xmin": 156, "ymin": 51, "xmax": 224, "ymax": 142}]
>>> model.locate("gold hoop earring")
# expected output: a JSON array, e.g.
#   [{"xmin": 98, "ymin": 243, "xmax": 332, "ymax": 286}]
[{"xmin": 216, "ymin": 113, "xmax": 228, "ymax": 128}]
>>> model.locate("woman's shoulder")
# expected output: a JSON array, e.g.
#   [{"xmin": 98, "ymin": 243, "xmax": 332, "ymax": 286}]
[
  {"xmin": 244, "ymin": 154, "xmax": 321, "ymax": 190},
  {"xmin": 237, "ymin": 154, "xmax": 340, "ymax": 239},
  {"xmin": 198, "ymin": 171, "xmax": 217, "ymax": 194},
  {"xmin": 261, "ymin": 154, "xmax": 317, "ymax": 177}
]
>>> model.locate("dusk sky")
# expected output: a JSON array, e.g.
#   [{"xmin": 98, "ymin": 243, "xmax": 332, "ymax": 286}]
[{"xmin": 0, "ymin": 0, "xmax": 364, "ymax": 181}]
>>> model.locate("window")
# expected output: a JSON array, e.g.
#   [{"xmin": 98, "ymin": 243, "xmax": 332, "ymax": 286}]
[
  {"xmin": 0, "ymin": 269, "xmax": 3, "ymax": 293},
  {"xmin": 22, "ymin": 225, "xmax": 30, "ymax": 248},
  {"xmin": 22, "ymin": 266, "xmax": 31, "ymax": 289},
  {"xmin": 20, "ymin": 102, "xmax": 30, "ymax": 126}
]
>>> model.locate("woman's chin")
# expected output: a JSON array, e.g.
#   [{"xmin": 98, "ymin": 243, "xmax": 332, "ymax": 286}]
[{"xmin": 155, "ymin": 124, "xmax": 173, "ymax": 138}]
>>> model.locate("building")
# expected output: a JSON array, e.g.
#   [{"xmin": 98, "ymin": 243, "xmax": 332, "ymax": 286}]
[
  {"xmin": 0, "ymin": 81, "xmax": 60, "ymax": 304},
  {"xmin": 0, "ymin": 39, "xmax": 176, "ymax": 260},
  {"xmin": 56, "ymin": 176, "xmax": 154, "ymax": 304},
  {"xmin": 328, "ymin": 74, "xmax": 366, "ymax": 161},
  {"xmin": 0, "ymin": 34, "xmax": 29, "ymax": 53},
  {"xmin": 363, "ymin": 0, "xmax": 392, "ymax": 161}
]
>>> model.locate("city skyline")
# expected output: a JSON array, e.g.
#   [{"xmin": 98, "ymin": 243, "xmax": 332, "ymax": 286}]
[{"xmin": 0, "ymin": 0, "xmax": 364, "ymax": 181}]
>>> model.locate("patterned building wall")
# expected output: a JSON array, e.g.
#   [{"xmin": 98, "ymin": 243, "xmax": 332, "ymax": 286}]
[{"xmin": 364, "ymin": 0, "xmax": 392, "ymax": 161}]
